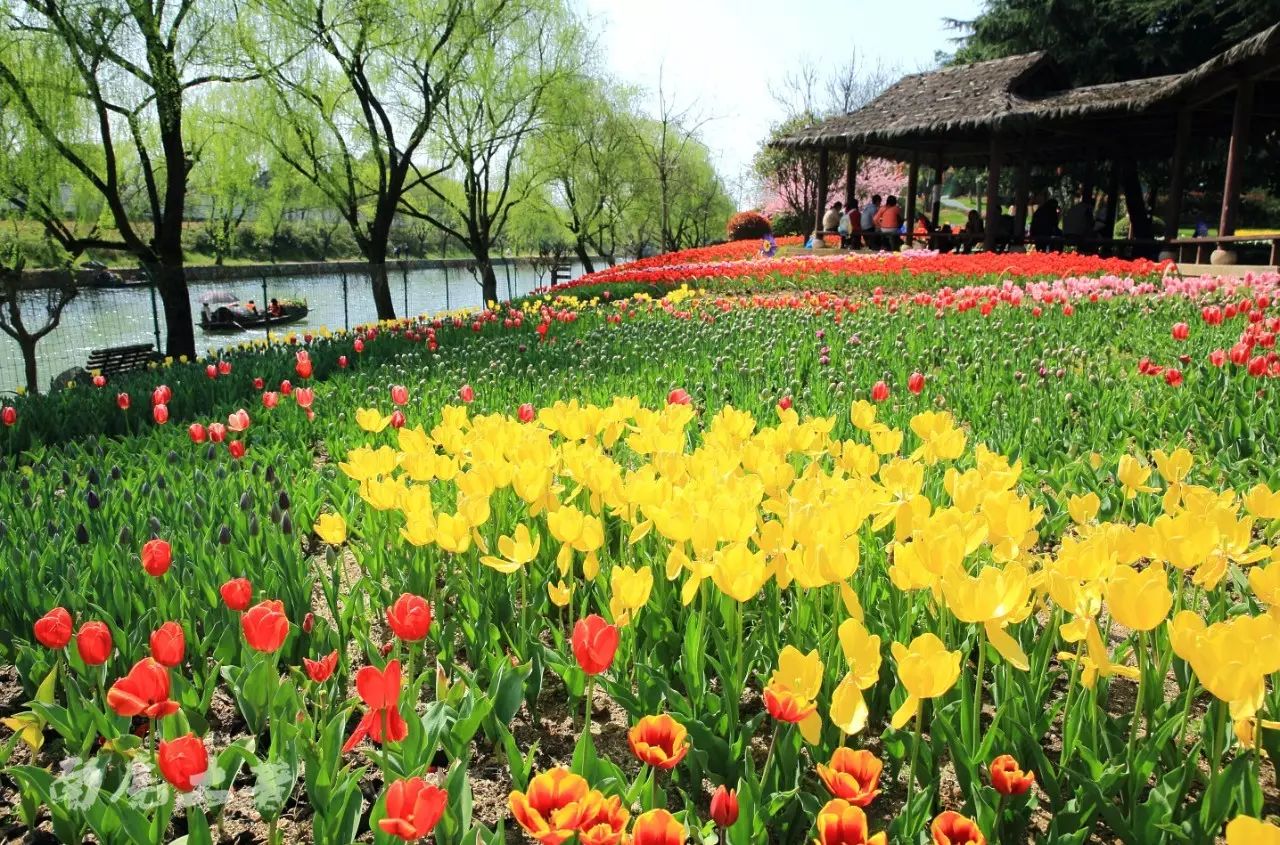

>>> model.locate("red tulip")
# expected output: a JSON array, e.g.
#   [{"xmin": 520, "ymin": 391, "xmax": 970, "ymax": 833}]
[
  {"xmin": 228, "ymin": 440, "xmax": 246, "ymax": 459},
  {"xmin": 1209, "ymin": 349, "xmax": 1227, "ymax": 367},
  {"xmin": 217, "ymin": 360, "xmax": 231, "ymax": 375},
  {"xmin": 253, "ymin": 377, "xmax": 265, "ymax": 390},
  {"xmin": 390, "ymin": 410, "xmax": 406, "ymax": 429},
  {"xmin": 150, "ymin": 621, "xmax": 185, "ymax": 667},
  {"xmin": 1164, "ymin": 369, "xmax": 1183, "ymax": 388},
  {"xmin": 117, "ymin": 393, "xmax": 131, "ymax": 410},
  {"xmin": 908, "ymin": 372, "xmax": 925, "ymax": 394},
  {"xmin": 220, "ymin": 578, "xmax": 252, "ymax": 611},
  {"xmin": 391, "ymin": 384, "xmax": 409, "ymax": 405},
  {"xmin": 76, "ymin": 621, "xmax": 113, "ymax": 666},
  {"xmin": 1230, "ymin": 342, "xmax": 1250, "ymax": 365},
  {"xmin": 342, "ymin": 660, "xmax": 408, "ymax": 752},
  {"xmin": 157, "ymin": 733, "xmax": 208, "ymax": 792},
  {"xmin": 710, "ymin": 785, "xmax": 739, "ymax": 828},
  {"xmin": 378, "ymin": 777, "xmax": 448, "ymax": 841},
  {"xmin": 518, "ymin": 402, "xmax": 536, "ymax": 423},
  {"xmin": 242, "ymin": 599, "xmax": 289, "ymax": 653},
  {"xmin": 34, "ymin": 607, "xmax": 73, "ymax": 649},
  {"xmin": 458, "ymin": 384, "xmax": 475, "ymax": 403},
  {"xmin": 152, "ymin": 385, "xmax": 171, "ymax": 405},
  {"xmin": 280, "ymin": 379, "xmax": 293, "ymax": 396},
  {"xmin": 990, "ymin": 754, "xmax": 1035, "ymax": 796},
  {"xmin": 302, "ymin": 612, "xmax": 314, "ymax": 633},
  {"xmin": 152, "ymin": 404, "xmax": 169, "ymax": 425},
  {"xmin": 870, "ymin": 381, "xmax": 890, "ymax": 402},
  {"xmin": 205, "ymin": 364, "xmax": 218, "ymax": 379},
  {"xmin": 304, "ymin": 650, "xmax": 339, "ymax": 683},
  {"xmin": 338, "ymin": 355, "xmax": 349, "ymax": 368},
  {"xmin": 387, "ymin": 593, "xmax": 432, "ymax": 642},
  {"xmin": 1171, "ymin": 322, "xmax": 1189, "ymax": 341},
  {"xmin": 141, "ymin": 539, "xmax": 172, "ymax": 576},
  {"xmin": 572, "ymin": 614, "xmax": 619, "ymax": 675},
  {"xmin": 353, "ymin": 338, "xmax": 365, "ymax": 353},
  {"xmin": 208, "ymin": 422, "xmax": 227, "ymax": 443},
  {"xmin": 262, "ymin": 391, "xmax": 279, "ymax": 409},
  {"xmin": 1249, "ymin": 355, "xmax": 1268, "ymax": 377},
  {"xmin": 188, "ymin": 423, "xmax": 207, "ymax": 443},
  {"xmin": 294, "ymin": 387, "xmax": 314, "ymax": 409},
  {"xmin": 92, "ymin": 375, "xmax": 107, "ymax": 388},
  {"xmin": 106, "ymin": 657, "xmax": 180, "ymax": 719},
  {"xmin": 666, "ymin": 387, "xmax": 691, "ymax": 406},
  {"xmin": 227, "ymin": 409, "xmax": 251, "ymax": 432},
  {"xmin": 1, "ymin": 406, "xmax": 15, "ymax": 427},
  {"xmin": 777, "ymin": 396, "xmax": 793, "ymax": 411},
  {"xmin": 295, "ymin": 351, "xmax": 313, "ymax": 380}
]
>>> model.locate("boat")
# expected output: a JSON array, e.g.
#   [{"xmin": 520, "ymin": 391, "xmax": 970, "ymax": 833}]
[
  {"xmin": 84, "ymin": 269, "xmax": 148, "ymax": 289},
  {"xmin": 200, "ymin": 297, "xmax": 309, "ymax": 332}
]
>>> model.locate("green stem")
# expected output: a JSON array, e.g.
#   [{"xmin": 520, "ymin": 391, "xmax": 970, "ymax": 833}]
[
  {"xmin": 906, "ymin": 707, "xmax": 924, "ymax": 834},
  {"xmin": 972, "ymin": 626, "xmax": 987, "ymax": 747},
  {"xmin": 1126, "ymin": 632, "xmax": 1147, "ymax": 807},
  {"xmin": 650, "ymin": 767, "xmax": 660, "ymax": 811},
  {"xmin": 760, "ymin": 721, "xmax": 781, "ymax": 788}
]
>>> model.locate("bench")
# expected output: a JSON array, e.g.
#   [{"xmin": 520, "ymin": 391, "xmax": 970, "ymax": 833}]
[
  {"xmin": 1165, "ymin": 234, "xmax": 1280, "ymax": 266},
  {"xmin": 85, "ymin": 343, "xmax": 164, "ymax": 377},
  {"xmin": 550, "ymin": 263, "xmax": 574, "ymax": 286}
]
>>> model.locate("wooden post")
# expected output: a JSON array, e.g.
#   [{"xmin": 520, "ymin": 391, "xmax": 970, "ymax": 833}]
[
  {"xmin": 845, "ymin": 149, "xmax": 858, "ymax": 210},
  {"xmin": 905, "ymin": 150, "xmax": 920, "ymax": 247},
  {"xmin": 815, "ymin": 148, "xmax": 830, "ymax": 244},
  {"xmin": 1013, "ymin": 159, "xmax": 1031, "ymax": 246},
  {"xmin": 931, "ymin": 153, "xmax": 945, "ymax": 228},
  {"xmin": 1164, "ymin": 110, "xmax": 1191, "ymax": 242},
  {"xmin": 1218, "ymin": 79, "xmax": 1254, "ymax": 238},
  {"xmin": 983, "ymin": 136, "xmax": 1003, "ymax": 251},
  {"xmin": 1103, "ymin": 160, "xmax": 1120, "ymax": 239}
]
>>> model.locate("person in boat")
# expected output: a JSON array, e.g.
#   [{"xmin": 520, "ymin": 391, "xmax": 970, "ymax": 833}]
[
  {"xmin": 246, "ymin": 300, "xmax": 257, "ymax": 313},
  {"xmin": 269, "ymin": 298, "xmax": 283, "ymax": 317},
  {"xmin": 201, "ymin": 303, "xmax": 212, "ymax": 322}
]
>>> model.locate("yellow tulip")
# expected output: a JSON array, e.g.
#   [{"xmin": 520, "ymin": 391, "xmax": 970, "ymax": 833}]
[
  {"xmin": 1244, "ymin": 484, "xmax": 1280, "ymax": 520},
  {"xmin": 837, "ymin": 619, "xmax": 881, "ymax": 689},
  {"xmin": 1226, "ymin": 815, "xmax": 1280, "ymax": 845},
  {"xmin": 434, "ymin": 512, "xmax": 471, "ymax": 554},
  {"xmin": 608, "ymin": 565, "xmax": 654, "ymax": 626},
  {"xmin": 481, "ymin": 524, "xmax": 541, "ymax": 574},
  {"xmin": 1067, "ymin": 492, "xmax": 1100, "ymax": 525},
  {"xmin": 890, "ymin": 633, "xmax": 960, "ymax": 729},
  {"xmin": 548, "ymin": 580, "xmax": 573, "ymax": 607},
  {"xmin": 313, "ymin": 512, "xmax": 347, "ymax": 545},
  {"xmin": 1105, "ymin": 564, "xmax": 1172, "ymax": 632},
  {"xmin": 1249, "ymin": 563, "xmax": 1280, "ymax": 606},
  {"xmin": 849, "ymin": 400, "xmax": 877, "ymax": 431},
  {"xmin": 909, "ymin": 411, "xmax": 966, "ymax": 465},
  {"xmin": 1117, "ymin": 456, "xmax": 1156, "ymax": 499},
  {"xmin": 355, "ymin": 407, "xmax": 391, "ymax": 433}
]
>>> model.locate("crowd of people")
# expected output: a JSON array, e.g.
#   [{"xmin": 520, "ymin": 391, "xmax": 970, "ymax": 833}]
[{"xmin": 814, "ymin": 188, "xmax": 1154, "ymax": 254}]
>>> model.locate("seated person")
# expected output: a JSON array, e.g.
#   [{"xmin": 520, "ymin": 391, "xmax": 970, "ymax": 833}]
[
  {"xmin": 1062, "ymin": 191, "xmax": 1094, "ymax": 247},
  {"xmin": 873, "ymin": 196, "xmax": 903, "ymax": 251},
  {"xmin": 961, "ymin": 210, "xmax": 983, "ymax": 254},
  {"xmin": 823, "ymin": 201, "xmax": 843, "ymax": 236},
  {"xmin": 269, "ymin": 298, "xmax": 283, "ymax": 317},
  {"xmin": 1029, "ymin": 199, "xmax": 1061, "ymax": 252}
]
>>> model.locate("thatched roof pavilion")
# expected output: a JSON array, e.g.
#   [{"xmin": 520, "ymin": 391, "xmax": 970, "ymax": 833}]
[{"xmin": 777, "ymin": 23, "xmax": 1280, "ymax": 258}]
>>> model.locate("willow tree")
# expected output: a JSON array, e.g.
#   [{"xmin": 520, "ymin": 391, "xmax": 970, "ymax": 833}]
[
  {"xmin": 0, "ymin": 0, "xmax": 243, "ymax": 358},
  {"xmin": 399, "ymin": 0, "xmax": 583, "ymax": 306},
  {"xmin": 243, "ymin": 0, "xmax": 518, "ymax": 320}
]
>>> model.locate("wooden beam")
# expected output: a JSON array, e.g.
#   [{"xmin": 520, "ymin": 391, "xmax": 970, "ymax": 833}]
[
  {"xmin": 845, "ymin": 149, "xmax": 858, "ymax": 210},
  {"xmin": 983, "ymin": 136, "xmax": 1003, "ymax": 251},
  {"xmin": 1219, "ymin": 79, "xmax": 1255, "ymax": 237},
  {"xmin": 1103, "ymin": 161, "xmax": 1120, "ymax": 239},
  {"xmin": 905, "ymin": 149, "xmax": 920, "ymax": 247},
  {"xmin": 931, "ymin": 152, "xmax": 945, "ymax": 227},
  {"xmin": 1164, "ymin": 110, "xmax": 1191, "ymax": 241},
  {"xmin": 815, "ymin": 148, "xmax": 830, "ymax": 240},
  {"xmin": 1121, "ymin": 156, "xmax": 1153, "ymax": 241}
]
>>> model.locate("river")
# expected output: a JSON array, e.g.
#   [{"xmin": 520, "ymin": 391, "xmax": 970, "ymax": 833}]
[{"xmin": 1, "ymin": 261, "xmax": 584, "ymax": 395}]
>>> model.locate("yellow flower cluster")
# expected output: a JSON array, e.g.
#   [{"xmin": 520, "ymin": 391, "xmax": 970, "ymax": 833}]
[{"xmin": 333, "ymin": 399, "xmax": 1280, "ymax": 744}]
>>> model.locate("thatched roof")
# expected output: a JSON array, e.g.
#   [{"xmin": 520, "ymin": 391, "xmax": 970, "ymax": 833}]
[{"xmin": 778, "ymin": 22, "xmax": 1280, "ymax": 157}]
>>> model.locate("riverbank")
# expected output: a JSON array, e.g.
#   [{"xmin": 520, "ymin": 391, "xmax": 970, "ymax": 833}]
[{"xmin": 14, "ymin": 255, "xmax": 599, "ymax": 291}]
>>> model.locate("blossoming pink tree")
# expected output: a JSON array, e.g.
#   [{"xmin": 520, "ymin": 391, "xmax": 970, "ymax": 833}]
[{"xmin": 759, "ymin": 157, "xmax": 907, "ymax": 227}]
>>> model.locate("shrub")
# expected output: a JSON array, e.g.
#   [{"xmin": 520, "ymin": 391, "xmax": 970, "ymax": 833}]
[
  {"xmin": 768, "ymin": 212, "xmax": 808, "ymax": 237},
  {"xmin": 726, "ymin": 211, "xmax": 771, "ymax": 241}
]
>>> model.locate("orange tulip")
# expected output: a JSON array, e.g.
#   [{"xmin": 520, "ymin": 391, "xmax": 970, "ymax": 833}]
[
  {"xmin": 817, "ymin": 748, "xmax": 882, "ymax": 807},
  {"xmin": 763, "ymin": 681, "xmax": 817, "ymax": 723},
  {"xmin": 628, "ymin": 714, "xmax": 690, "ymax": 770},
  {"xmin": 931, "ymin": 811, "xmax": 986, "ymax": 845},
  {"xmin": 378, "ymin": 777, "xmax": 447, "ymax": 841},
  {"xmin": 814, "ymin": 799, "xmax": 888, "ymax": 845},
  {"xmin": 630, "ymin": 809, "xmax": 686, "ymax": 845},
  {"xmin": 989, "ymin": 755, "xmax": 1034, "ymax": 796},
  {"xmin": 342, "ymin": 660, "xmax": 408, "ymax": 752},
  {"xmin": 576, "ymin": 791, "xmax": 630, "ymax": 845},
  {"xmin": 141, "ymin": 538, "xmax": 172, "ymax": 576},
  {"xmin": 242, "ymin": 599, "xmax": 290, "ymax": 653},
  {"xmin": 509, "ymin": 768, "xmax": 591, "ymax": 845},
  {"xmin": 107, "ymin": 658, "xmax": 180, "ymax": 719}
]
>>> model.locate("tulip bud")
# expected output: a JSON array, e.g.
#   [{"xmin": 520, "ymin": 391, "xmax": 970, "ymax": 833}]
[
  {"xmin": 710, "ymin": 786, "xmax": 739, "ymax": 828},
  {"xmin": 87, "ymin": 490, "xmax": 100, "ymax": 510},
  {"xmin": 302, "ymin": 612, "xmax": 314, "ymax": 634},
  {"xmin": 75, "ymin": 523, "xmax": 90, "ymax": 545},
  {"xmin": 218, "ymin": 525, "xmax": 232, "ymax": 545}
]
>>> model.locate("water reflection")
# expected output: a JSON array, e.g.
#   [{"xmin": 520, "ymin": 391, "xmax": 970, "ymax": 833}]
[{"xmin": 1, "ymin": 262, "xmax": 575, "ymax": 393}]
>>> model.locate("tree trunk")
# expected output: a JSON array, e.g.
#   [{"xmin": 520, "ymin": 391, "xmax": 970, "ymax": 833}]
[
  {"xmin": 1121, "ymin": 158, "xmax": 1153, "ymax": 242},
  {"xmin": 574, "ymin": 239, "xmax": 595, "ymax": 275},
  {"xmin": 367, "ymin": 260, "xmax": 397, "ymax": 321},
  {"xmin": 20, "ymin": 338, "xmax": 37, "ymax": 395},
  {"xmin": 147, "ymin": 261, "xmax": 196, "ymax": 360}
]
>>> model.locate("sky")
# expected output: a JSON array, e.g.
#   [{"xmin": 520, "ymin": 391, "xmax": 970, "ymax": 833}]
[{"xmin": 575, "ymin": 0, "xmax": 985, "ymax": 206}]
